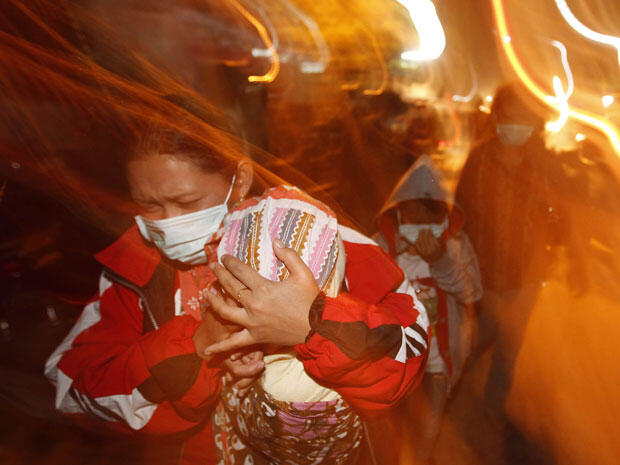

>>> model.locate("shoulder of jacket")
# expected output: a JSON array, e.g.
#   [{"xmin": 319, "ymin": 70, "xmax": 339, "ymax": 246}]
[{"xmin": 338, "ymin": 225, "xmax": 378, "ymax": 246}]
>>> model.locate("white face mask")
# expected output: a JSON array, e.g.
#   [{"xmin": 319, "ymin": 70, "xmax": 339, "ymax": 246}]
[
  {"xmin": 496, "ymin": 123, "xmax": 534, "ymax": 146},
  {"xmin": 134, "ymin": 175, "xmax": 236, "ymax": 265},
  {"xmin": 398, "ymin": 217, "xmax": 448, "ymax": 245}
]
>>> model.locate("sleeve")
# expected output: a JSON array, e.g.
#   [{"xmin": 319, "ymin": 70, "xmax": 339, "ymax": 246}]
[
  {"xmin": 44, "ymin": 272, "xmax": 222, "ymax": 434},
  {"xmin": 429, "ymin": 233, "xmax": 483, "ymax": 304},
  {"xmin": 294, "ymin": 237, "xmax": 430, "ymax": 418}
]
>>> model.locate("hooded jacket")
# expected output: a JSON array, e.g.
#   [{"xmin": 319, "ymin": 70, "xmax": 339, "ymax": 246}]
[
  {"xmin": 376, "ymin": 156, "xmax": 482, "ymax": 387},
  {"xmin": 45, "ymin": 192, "xmax": 429, "ymax": 465}
]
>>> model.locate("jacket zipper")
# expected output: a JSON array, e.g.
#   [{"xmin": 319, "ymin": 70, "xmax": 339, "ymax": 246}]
[{"xmin": 101, "ymin": 269, "xmax": 159, "ymax": 331}]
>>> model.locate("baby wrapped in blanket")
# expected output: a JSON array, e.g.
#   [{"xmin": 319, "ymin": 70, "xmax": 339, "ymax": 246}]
[{"xmin": 213, "ymin": 185, "xmax": 362, "ymax": 465}]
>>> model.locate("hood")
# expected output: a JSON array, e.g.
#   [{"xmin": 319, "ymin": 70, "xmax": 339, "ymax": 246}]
[{"xmin": 377, "ymin": 155, "xmax": 464, "ymax": 256}]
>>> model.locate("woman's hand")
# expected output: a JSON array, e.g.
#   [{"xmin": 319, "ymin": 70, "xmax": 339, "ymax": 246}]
[
  {"xmin": 193, "ymin": 293, "xmax": 240, "ymax": 359},
  {"xmin": 201, "ymin": 239, "xmax": 319, "ymax": 356},
  {"xmin": 193, "ymin": 310, "xmax": 264, "ymax": 396}
]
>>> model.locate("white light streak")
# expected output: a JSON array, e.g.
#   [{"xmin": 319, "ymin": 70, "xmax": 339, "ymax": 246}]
[
  {"xmin": 546, "ymin": 40, "xmax": 574, "ymax": 133},
  {"xmin": 277, "ymin": 0, "xmax": 330, "ymax": 74},
  {"xmin": 555, "ymin": 0, "xmax": 620, "ymax": 64},
  {"xmin": 453, "ymin": 63, "xmax": 479, "ymax": 102},
  {"xmin": 398, "ymin": 0, "xmax": 446, "ymax": 62}
]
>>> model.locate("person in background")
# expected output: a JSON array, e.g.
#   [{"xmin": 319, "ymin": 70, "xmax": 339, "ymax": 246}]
[
  {"xmin": 455, "ymin": 83, "xmax": 563, "ymax": 441},
  {"xmin": 376, "ymin": 155, "xmax": 482, "ymax": 464}
]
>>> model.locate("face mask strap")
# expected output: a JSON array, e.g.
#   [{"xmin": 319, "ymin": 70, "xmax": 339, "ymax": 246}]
[{"xmin": 224, "ymin": 174, "xmax": 237, "ymax": 205}]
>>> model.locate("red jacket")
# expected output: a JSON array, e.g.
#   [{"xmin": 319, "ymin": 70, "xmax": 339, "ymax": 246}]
[{"xmin": 45, "ymin": 224, "xmax": 428, "ymax": 464}]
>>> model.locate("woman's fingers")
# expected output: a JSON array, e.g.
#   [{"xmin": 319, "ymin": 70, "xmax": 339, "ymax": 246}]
[
  {"xmin": 204, "ymin": 328, "xmax": 256, "ymax": 355},
  {"xmin": 272, "ymin": 239, "xmax": 314, "ymax": 281},
  {"xmin": 218, "ymin": 255, "xmax": 266, "ymax": 291},
  {"xmin": 203, "ymin": 289, "xmax": 249, "ymax": 327},
  {"xmin": 209, "ymin": 261, "xmax": 248, "ymax": 300}
]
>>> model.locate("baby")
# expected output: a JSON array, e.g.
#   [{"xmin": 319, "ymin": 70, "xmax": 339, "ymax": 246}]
[{"xmin": 213, "ymin": 185, "xmax": 361, "ymax": 465}]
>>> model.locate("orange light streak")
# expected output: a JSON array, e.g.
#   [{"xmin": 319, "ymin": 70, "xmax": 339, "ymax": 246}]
[
  {"xmin": 227, "ymin": 0, "xmax": 280, "ymax": 83},
  {"xmin": 490, "ymin": 0, "xmax": 620, "ymax": 156},
  {"xmin": 361, "ymin": 27, "xmax": 388, "ymax": 96}
]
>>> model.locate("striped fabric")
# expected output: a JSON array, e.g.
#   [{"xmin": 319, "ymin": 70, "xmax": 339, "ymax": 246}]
[{"xmin": 218, "ymin": 185, "xmax": 340, "ymax": 290}]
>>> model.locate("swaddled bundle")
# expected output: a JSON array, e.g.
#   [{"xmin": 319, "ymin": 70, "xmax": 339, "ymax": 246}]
[{"xmin": 213, "ymin": 185, "xmax": 362, "ymax": 465}]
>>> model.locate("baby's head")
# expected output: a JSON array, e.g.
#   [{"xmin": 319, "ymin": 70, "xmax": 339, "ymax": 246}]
[{"xmin": 218, "ymin": 186, "xmax": 344, "ymax": 297}]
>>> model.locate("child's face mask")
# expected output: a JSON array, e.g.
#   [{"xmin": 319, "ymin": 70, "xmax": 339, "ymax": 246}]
[{"xmin": 398, "ymin": 217, "xmax": 448, "ymax": 244}]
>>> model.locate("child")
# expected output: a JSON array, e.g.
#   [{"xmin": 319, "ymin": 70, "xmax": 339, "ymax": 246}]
[
  {"xmin": 376, "ymin": 155, "xmax": 482, "ymax": 463},
  {"xmin": 213, "ymin": 185, "xmax": 361, "ymax": 465}
]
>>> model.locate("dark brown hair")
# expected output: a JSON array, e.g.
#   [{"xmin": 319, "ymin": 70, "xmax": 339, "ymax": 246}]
[{"xmin": 128, "ymin": 94, "xmax": 242, "ymax": 177}]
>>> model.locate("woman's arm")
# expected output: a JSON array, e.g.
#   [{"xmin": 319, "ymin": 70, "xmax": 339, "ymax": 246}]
[
  {"xmin": 295, "ymin": 233, "xmax": 429, "ymax": 417},
  {"xmin": 203, "ymin": 229, "xmax": 430, "ymax": 418},
  {"xmin": 45, "ymin": 273, "xmax": 223, "ymax": 434}
]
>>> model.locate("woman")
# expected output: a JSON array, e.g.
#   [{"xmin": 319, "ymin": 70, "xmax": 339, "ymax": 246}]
[{"xmin": 44, "ymin": 103, "xmax": 429, "ymax": 465}]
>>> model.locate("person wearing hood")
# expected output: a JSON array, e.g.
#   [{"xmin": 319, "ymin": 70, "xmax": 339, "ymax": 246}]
[{"xmin": 376, "ymin": 155, "xmax": 482, "ymax": 464}]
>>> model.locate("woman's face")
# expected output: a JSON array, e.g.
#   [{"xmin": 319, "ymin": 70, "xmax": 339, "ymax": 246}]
[{"xmin": 127, "ymin": 154, "xmax": 234, "ymax": 220}]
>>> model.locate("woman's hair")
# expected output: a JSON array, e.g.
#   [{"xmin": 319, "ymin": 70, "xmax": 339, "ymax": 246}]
[{"xmin": 127, "ymin": 94, "xmax": 242, "ymax": 177}]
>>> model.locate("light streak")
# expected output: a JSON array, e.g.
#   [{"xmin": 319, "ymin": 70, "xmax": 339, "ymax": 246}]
[
  {"xmin": 490, "ymin": 0, "xmax": 620, "ymax": 156},
  {"xmin": 398, "ymin": 0, "xmax": 446, "ymax": 62},
  {"xmin": 453, "ymin": 63, "xmax": 479, "ymax": 102},
  {"xmin": 228, "ymin": 0, "xmax": 280, "ymax": 83},
  {"xmin": 546, "ymin": 40, "xmax": 573, "ymax": 133},
  {"xmin": 361, "ymin": 27, "xmax": 388, "ymax": 95},
  {"xmin": 276, "ymin": 0, "xmax": 330, "ymax": 74},
  {"xmin": 555, "ymin": 0, "xmax": 620, "ymax": 64},
  {"xmin": 602, "ymin": 95, "xmax": 614, "ymax": 107}
]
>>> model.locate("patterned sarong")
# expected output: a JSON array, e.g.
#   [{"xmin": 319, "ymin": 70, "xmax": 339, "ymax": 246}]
[{"xmin": 213, "ymin": 381, "xmax": 363, "ymax": 465}]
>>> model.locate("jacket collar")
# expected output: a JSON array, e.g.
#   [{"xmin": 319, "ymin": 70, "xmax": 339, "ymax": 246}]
[{"xmin": 95, "ymin": 225, "xmax": 162, "ymax": 287}]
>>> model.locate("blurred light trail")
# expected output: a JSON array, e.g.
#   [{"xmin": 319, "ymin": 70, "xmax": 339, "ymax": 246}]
[
  {"xmin": 228, "ymin": 0, "xmax": 280, "ymax": 83},
  {"xmin": 453, "ymin": 63, "xmax": 479, "ymax": 102},
  {"xmin": 555, "ymin": 0, "xmax": 620, "ymax": 64},
  {"xmin": 250, "ymin": 6, "xmax": 279, "ymax": 61},
  {"xmin": 361, "ymin": 26, "xmax": 388, "ymax": 95},
  {"xmin": 602, "ymin": 95, "xmax": 614, "ymax": 107},
  {"xmin": 546, "ymin": 40, "xmax": 573, "ymax": 133},
  {"xmin": 277, "ymin": 0, "xmax": 330, "ymax": 74},
  {"xmin": 491, "ymin": 0, "xmax": 620, "ymax": 156},
  {"xmin": 398, "ymin": 0, "xmax": 446, "ymax": 62}
]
